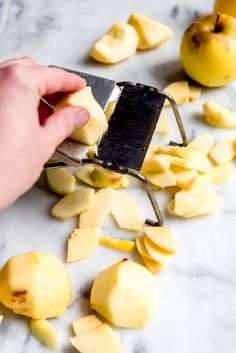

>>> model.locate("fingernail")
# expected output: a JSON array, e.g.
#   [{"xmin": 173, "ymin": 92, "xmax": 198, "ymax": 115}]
[{"xmin": 74, "ymin": 108, "xmax": 90, "ymax": 128}]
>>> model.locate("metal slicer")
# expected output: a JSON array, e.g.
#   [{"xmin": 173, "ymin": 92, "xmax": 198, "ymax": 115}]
[{"xmin": 43, "ymin": 67, "xmax": 188, "ymax": 227}]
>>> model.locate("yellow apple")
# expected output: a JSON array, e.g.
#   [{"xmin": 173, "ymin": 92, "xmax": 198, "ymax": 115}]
[
  {"xmin": 0, "ymin": 252, "xmax": 71, "ymax": 319},
  {"xmin": 128, "ymin": 13, "xmax": 173, "ymax": 50},
  {"xmin": 180, "ymin": 14, "xmax": 236, "ymax": 87},
  {"xmin": 90, "ymin": 259, "xmax": 158, "ymax": 328},
  {"xmin": 30, "ymin": 319, "xmax": 58, "ymax": 351},
  {"xmin": 90, "ymin": 22, "xmax": 138, "ymax": 64},
  {"xmin": 214, "ymin": 0, "xmax": 236, "ymax": 18}
]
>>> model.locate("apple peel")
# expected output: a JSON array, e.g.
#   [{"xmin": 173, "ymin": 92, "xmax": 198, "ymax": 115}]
[{"xmin": 100, "ymin": 236, "xmax": 135, "ymax": 252}]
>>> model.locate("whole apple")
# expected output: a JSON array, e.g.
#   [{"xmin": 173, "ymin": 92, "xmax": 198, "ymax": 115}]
[{"xmin": 180, "ymin": 14, "xmax": 236, "ymax": 87}]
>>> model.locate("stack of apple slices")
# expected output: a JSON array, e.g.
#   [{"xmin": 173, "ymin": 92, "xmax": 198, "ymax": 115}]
[
  {"xmin": 71, "ymin": 315, "xmax": 124, "ymax": 353},
  {"xmin": 136, "ymin": 226, "xmax": 176, "ymax": 274}
]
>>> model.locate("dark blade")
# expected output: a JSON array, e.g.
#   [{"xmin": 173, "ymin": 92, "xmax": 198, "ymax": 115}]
[
  {"xmin": 97, "ymin": 83, "xmax": 165, "ymax": 171},
  {"xmin": 50, "ymin": 66, "xmax": 117, "ymax": 109}
]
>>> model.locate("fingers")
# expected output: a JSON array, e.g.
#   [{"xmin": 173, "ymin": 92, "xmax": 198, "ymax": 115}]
[
  {"xmin": 0, "ymin": 56, "xmax": 38, "ymax": 68},
  {"xmin": 34, "ymin": 67, "xmax": 86, "ymax": 96},
  {"xmin": 42, "ymin": 106, "xmax": 90, "ymax": 147}
]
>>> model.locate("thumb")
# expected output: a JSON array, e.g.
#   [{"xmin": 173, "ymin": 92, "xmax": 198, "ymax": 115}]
[{"xmin": 43, "ymin": 106, "xmax": 90, "ymax": 146}]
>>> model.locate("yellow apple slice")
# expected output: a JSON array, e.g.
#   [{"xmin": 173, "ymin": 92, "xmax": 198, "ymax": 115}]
[
  {"xmin": 72, "ymin": 315, "xmax": 103, "ymax": 336},
  {"xmin": 144, "ymin": 236, "xmax": 172, "ymax": 265},
  {"xmin": 100, "ymin": 236, "xmax": 135, "ymax": 252},
  {"xmin": 90, "ymin": 259, "xmax": 158, "ymax": 328},
  {"xmin": 145, "ymin": 170, "xmax": 176, "ymax": 188},
  {"xmin": 210, "ymin": 162, "xmax": 232, "ymax": 184},
  {"xmin": 71, "ymin": 323, "xmax": 124, "ymax": 353},
  {"xmin": 170, "ymin": 153, "xmax": 210, "ymax": 173},
  {"xmin": 155, "ymin": 112, "xmax": 171, "ymax": 137},
  {"xmin": 163, "ymin": 81, "xmax": 189, "ymax": 106},
  {"xmin": 90, "ymin": 167, "xmax": 129, "ymax": 189},
  {"xmin": 156, "ymin": 145, "xmax": 180, "ymax": 156},
  {"xmin": 145, "ymin": 143, "xmax": 160, "ymax": 158},
  {"xmin": 67, "ymin": 227, "xmax": 101, "ymax": 262},
  {"xmin": 167, "ymin": 199, "xmax": 177, "ymax": 216},
  {"xmin": 105, "ymin": 101, "xmax": 117, "ymax": 121},
  {"xmin": 141, "ymin": 256, "xmax": 164, "ymax": 274},
  {"xmin": 128, "ymin": 13, "xmax": 173, "ymax": 50},
  {"xmin": 90, "ymin": 22, "xmax": 138, "ymax": 64},
  {"xmin": 54, "ymin": 87, "xmax": 108, "ymax": 145},
  {"xmin": 170, "ymin": 165, "xmax": 198, "ymax": 189},
  {"xmin": 79, "ymin": 188, "xmax": 115, "ymax": 228},
  {"xmin": 203, "ymin": 102, "xmax": 236, "ymax": 129},
  {"xmin": 144, "ymin": 225, "xmax": 176, "ymax": 254},
  {"xmin": 209, "ymin": 136, "xmax": 236, "ymax": 165},
  {"xmin": 86, "ymin": 145, "xmax": 98, "ymax": 159},
  {"xmin": 75, "ymin": 166, "xmax": 95, "ymax": 187},
  {"xmin": 111, "ymin": 191, "xmax": 143, "ymax": 231},
  {"xmin": 46, "ymin": 168, "xmax": 76, "ymax": 196},
  {"xmin": 188, "ymin": 134, "xmax": 215, "ymax": 154},
  {"xmin": 30, "ymin": 319, "xmax": 58, "ymax": 351},
  {"xmin": 51, "ymin": 188, "xmax": 95, "ymax": 221},
  {"xmin": 189, "ymin": 85, "xmax": 201, "ymax": 102},
  {"xmin": 141, "ymin": 154, "xmax": 171, "ymax": 174},
  {"xmin": 174, "ymin": 174, "xmax": 211, "ymax": 215}
]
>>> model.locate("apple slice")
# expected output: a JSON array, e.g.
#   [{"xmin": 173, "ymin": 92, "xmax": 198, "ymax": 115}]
[
  {"xmin": 51, "ymin": 188, "xmax": 95, "ymax": 221},
  {"xmin": 0, "ymin": 316, "xmax": 3, "ymax": 325},
  {"xmin": 90, "ymin": 167, "xmax": 129, "ymax": 189},
  {"xmin": 72, "ymin": 315, "xmax": 103, "ymax": 336},
  {"xmin": 210, "ymin": 161, "xmax": 232, "ymax": 184},
  {"xmin": 209, "ymin": 136, "xmax": 236, "ymax": 165},
  {"xmin": 30, "ymin": 319, "xmax": 58, "ymax": 351},
  {"xmin": 141, "ymin": 154, "xmax": 171, "ymax": 174},
  {"xmin": 111, "ymin": 191, "xmax": 143, "ymax": 231},
  {"xmin": 54, "ymin": 87, "xmax": 108, "ymax": 145},
  {"xmin": 105, "ymin": 101, "xmax": 117, "ymax": 121},
  {"xmin": 90, "ymin": 259, "xmax": 158, "ymax": 328},
  {"xmin": 67, "ymin": 227, "xmax": 101, "ymax": 262},
  {"xmin": 188, "ymin": 134, "xmax": 215, "ymax": 154},
  {"xmin": 128, "ymin": 13, "xmax": 173, "ymax": 50},
  {"xmin": 100, "ymin": 236, "xmax": 135, "ymax": 252},
  {"xmin": 144, "ymin": 225, "xmax": 176, "ymax": 254},
  {"xmin": 170, "ymin": 165, "xmax": 198, "ymax": 189},
  {"xmin": 71, "ymin": 323, "xmax": 124, "ymax": 353},
  {"xmin": 189, "ymin": 85, "xmax": 201, "ymax": 102},
  {"xmin": 141, "ymin": 255, "xmax": 164, "ymax": 274},
  {"xmin": 144, "ymin": 236, "xmax": 172, "ymax": 266},
  {"xmin": 203, "ymin": 102, "xmax": 236, "ymax": 129},
  {"xmin": 145, "ymin": 170, "xmax": 176, "ymax": 188},
  {"xmin": 155, "ymin": 112, "xmax": 171, "ymax": 137},
  {"xmin": 75, "ymin": 166, "xmax": 95, "ymax": 187},
  {"xmin": 79, "ymin": 188, "xmax": 115, "ymax": 228},
  {"xmin": 156, "ymin": 145, "xmax": 180, "ymax": 156},
  {"xmin": 90, "ymin": 22, "xmax": 138, "ymax": 64},
  {"xmin": 163, "ymin": 81, "xmax": 189, "ymax": 106},
  {"xmin": 46, "ymin": 168, "xmax": 76, "ymax": 196},
  {"xmin": 170, "ymin": 154, "xmax": 210, "ymax": 173}
]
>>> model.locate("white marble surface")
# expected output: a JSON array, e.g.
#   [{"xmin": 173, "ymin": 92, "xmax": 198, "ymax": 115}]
[{"xmin": 1, "ymin": 0, "xmax": 236, "ymax": 352}]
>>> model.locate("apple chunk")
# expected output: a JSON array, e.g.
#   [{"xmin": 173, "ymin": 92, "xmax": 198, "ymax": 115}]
[
  {"xmin": 71, "ymin": 323, "xmax": 124, "ymax": 353},
  {"xmin": 209, "ymin": 136, "xmax": 236, "ymax": 165},
  {"xmin": 164, "ymin": 81, "xmax": 189, "ymax": 106},
  {"xmin": 67, "ymin": 227, "xmax": 102, "ymax": 262},
  {"xmin": 90, "ymin": 22, "xmax": 138, "ymax": 64},
  {"xmin": 189, "ymin": 85, "xmax": 201, "ymax": 102},
  {"xmin": 128, "ymin": 13, "xmax": 173, "ymax": 50},
  {"xmin": 51, "ymin": 188, "xmax": 95, "ymax": 221},
  {"xmin": 155, "ymin": 112, "xmax": 171, "ymax": 136},
  {"xmin": 30, "ymin": 319, "xmax": 58, "ymax": 351},
  {"xmin": 210, "ymin": 162, "xmax": 232, "ymax": 184},
  {"xmin": 90, "ymin": 259, "xmax": 158, "ymax": 328},
  {"xmin": 188, "ymin": 134, "xmax": 215, "ymax": 154},
  {"xmin": 72, "ymin": 315, "xmax": 103, "ymax": 336},
  {"xmin": 203, "ymin": 102, "xmax": 236, "ymax": 129},
  {"xmin": 54, "ymin": 87, "xmax": 108, "ymax": 145},
  {"xmin": 46, "ymin": 168, "xmax": 76, "ymax": 196}
]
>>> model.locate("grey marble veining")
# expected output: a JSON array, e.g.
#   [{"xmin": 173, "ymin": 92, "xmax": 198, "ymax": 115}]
[{"xmin": 1, "ymin": 0, "xmax": 236, "ymax": 352}]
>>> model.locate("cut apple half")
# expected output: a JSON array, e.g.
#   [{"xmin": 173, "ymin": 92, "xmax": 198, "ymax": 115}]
[
  {"xmin": 144, "ymin": 225, "xmax": 176, "ymax": 254},
  {"xmin": 100, "ymin": 236, "xmax": 135, "ymax": 252},
  {"xmin": 128, "ymin": 13, "xmax": 173, "ymax": 50},
  {"xmin": 90, "ymin": 22, "xmax": 138, "ymax": 64},
  {"xmin": 71, "ymin": 323, "xmax": 124, "ymax": 353},
  {"xmin": 72, "ymin": 315, "xmax": 103, "ymax": 336},
  {"xmin": 30, "ymin": 318, "xmax": 58, "ymax": 351},
  {"xmin": 51, "ymin": 188, "xmax": 95, "ymax": 221},
  {"xmin": 67, "ymin": 226, "xmax": 102, "ymax": 262},
  {"xmin": 46, "ymin": 168, "xmax": 76, "ymax": 196}
]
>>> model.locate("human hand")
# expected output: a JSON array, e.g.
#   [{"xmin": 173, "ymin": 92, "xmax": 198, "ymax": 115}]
[{"xmin": 0, "ymin": 57, "xmax": 89, "ymax": 210}]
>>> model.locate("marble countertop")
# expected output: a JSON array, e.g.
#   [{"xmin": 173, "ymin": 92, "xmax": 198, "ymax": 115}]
[{"xmin": 1, "ymin": 0, "xmax": 236, "ymax": 352}]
